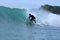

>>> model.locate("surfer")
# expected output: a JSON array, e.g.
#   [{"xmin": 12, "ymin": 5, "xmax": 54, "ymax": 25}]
[{"xmin": 29, "ymin": 14, "xmax": 36, "ymax": 23}]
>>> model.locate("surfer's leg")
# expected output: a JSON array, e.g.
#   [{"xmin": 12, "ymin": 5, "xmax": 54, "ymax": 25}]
[
  {"xmin": 30, "ymin": 19, "xmax": 33, "ymax": 23},
  {"xmin": 33, "ymin": 19, "xmax": 36, "ymax": 23}
]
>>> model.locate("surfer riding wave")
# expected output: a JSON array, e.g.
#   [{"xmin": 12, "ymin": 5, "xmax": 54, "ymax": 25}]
[{"xmin": 29, "ymin": 14, "xmax": 36, "ymax": 23}]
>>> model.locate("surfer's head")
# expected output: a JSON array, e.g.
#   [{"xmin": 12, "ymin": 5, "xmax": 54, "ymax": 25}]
[{"xmin": 29, "ymin": 14, "xmax": 31, "ymax": 16}]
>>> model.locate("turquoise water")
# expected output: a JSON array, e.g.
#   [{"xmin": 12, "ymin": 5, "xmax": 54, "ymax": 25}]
[
  {"xmin": 0, "ymin": 6, "xmax": 60, "ymax": 40},
  {"xmin": 0, "ymin": 6, "xmax": 27, "ymax": 23}
]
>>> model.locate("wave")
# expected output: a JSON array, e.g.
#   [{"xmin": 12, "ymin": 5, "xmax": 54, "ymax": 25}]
[
  {"xmin": 0, "ymin": 6, "xmax": 27, "ymax": 23},
  {"xmin": 0, "ymin": 6, "xmax": 60, "ymax": 27}
]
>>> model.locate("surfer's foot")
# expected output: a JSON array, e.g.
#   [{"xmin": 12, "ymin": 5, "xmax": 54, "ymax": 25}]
[{"xmin": 34, "ymin": 21, "xmax": 36, "ymax": 23}]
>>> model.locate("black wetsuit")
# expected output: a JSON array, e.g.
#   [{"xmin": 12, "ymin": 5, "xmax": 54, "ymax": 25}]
[{"xmin": 29, "ymin": 15, "xmax": 36, "ymax": 23}]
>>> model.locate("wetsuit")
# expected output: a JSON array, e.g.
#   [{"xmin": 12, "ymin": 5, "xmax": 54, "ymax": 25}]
[{"xmin": 29, "ymin": 14, "xmax": 36, "ymax": 23}]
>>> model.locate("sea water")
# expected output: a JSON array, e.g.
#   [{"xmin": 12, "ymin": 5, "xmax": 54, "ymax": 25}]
[{"xmin": 0, "ymin": 6, "xmax": 60, "ymax": 40}]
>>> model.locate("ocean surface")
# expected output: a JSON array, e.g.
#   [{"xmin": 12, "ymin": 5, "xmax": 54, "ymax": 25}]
[{"xmin": 0, "ymin": 6, "xmax": 60, "ymax": 40}]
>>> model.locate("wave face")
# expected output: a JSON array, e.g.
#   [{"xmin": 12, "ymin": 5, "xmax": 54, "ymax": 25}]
[
  {"xmin": 0, "ymin": 6, "xmax": 60, "ymax": 40},
  {"xmin": 0, "ymin": 6, "xmax": 27, "ymax": 23}
]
